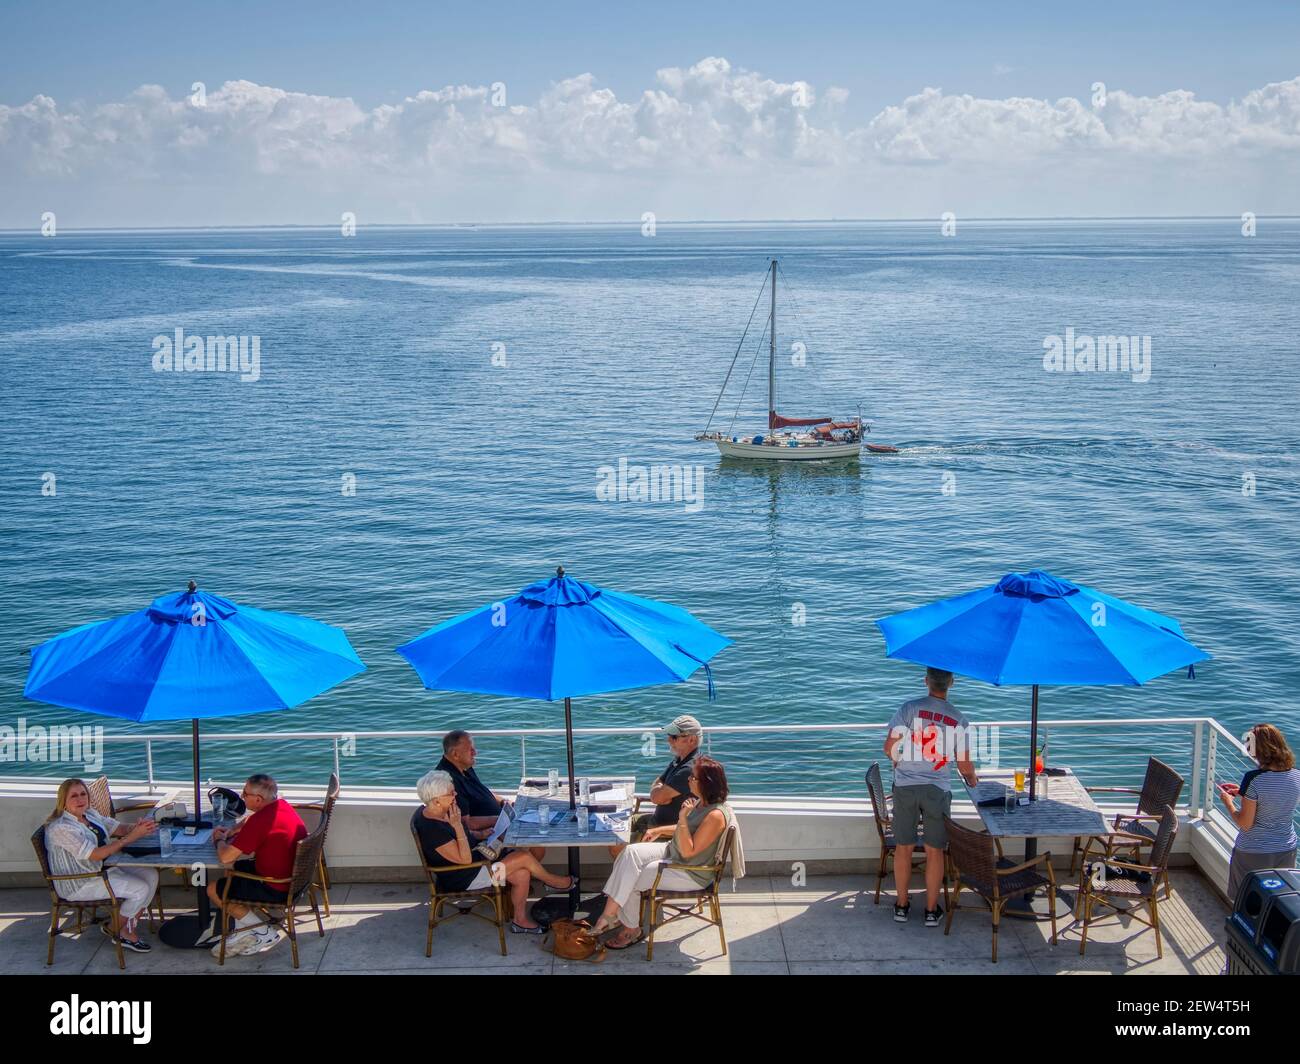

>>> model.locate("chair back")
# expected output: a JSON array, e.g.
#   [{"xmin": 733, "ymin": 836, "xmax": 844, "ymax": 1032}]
[
  {"xmin": 85, "ymin": 776, "xmax": 113, "ymax": 819},
  {"xmin": 944, "ymin": 817, "xmax": 999, "ymax": 890},
  {"xmin": 321, "ymin": 773, "xmax": 340, "ymax": 821},
  {"xmin": 30, "ymin": 825, "xmax": 55, "ymax": 883},
  {"xmin": 864, "ymin": 763, "xmax": 890, "ymax": 842},
  {"xmin": 288, "ymin": 822, "xmax": 330, "ymax": 901},
  {"xmin": 1137, "ymin": 758, "xmax": 1184, "ymax": 819},
  {"xmin": 1148, "ymin": 805, "xmax": 1179, "ymax": 871},
  {"xmin": 409, "ymin": 815, "xmax": 438, "ymax": 886},
  {"xmin": 710, "ymin": 825, "xmax": 736, "ymax": 882}
]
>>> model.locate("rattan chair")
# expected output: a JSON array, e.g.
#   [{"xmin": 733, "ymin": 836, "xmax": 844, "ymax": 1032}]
[
  {"xmin": 410, "ymin": 816, "xmax": 509, "ymax": 957},
  {"xmin": 943, "ymin": 817, "xmax": 1058, "ymax": 963},
  {"xmin": 865, "ymin": 763, "xmax": 950, "ymax": 906},
  {"xmin": 85, "ymin": 775, "xmax": 157, "ymax": 822},
  {"xmin": 1076, "ymin": 805, "xmax": 1178, "ymax": 959},
  {"xmin": 297, "ymin": 773, "xmax": 340, "ymax": 915},
  {"xmin": 31, "ymin": 824, "xmax": 164, "ymax": 970},
  {"xmin": 213, "ymin": 820, "xmax": 329, "ymax": 968},
  {"xmin": 1071, "ymin": 757, "xmax": 1183, "ymax": 899},
  {"xmin": 640, "ymin": 824, "xmax": 735, "ymax": 961}
]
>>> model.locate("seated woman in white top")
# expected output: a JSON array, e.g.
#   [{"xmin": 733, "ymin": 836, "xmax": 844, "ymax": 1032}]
[{"xmin": 43, "ymin": 778, "xmax": 160, "ymax": 953}]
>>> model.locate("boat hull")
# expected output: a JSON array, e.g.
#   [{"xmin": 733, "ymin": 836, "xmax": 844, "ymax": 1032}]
[{"xmin": 714, "ymin": 439, "xmax": 862, "ymax": 461}]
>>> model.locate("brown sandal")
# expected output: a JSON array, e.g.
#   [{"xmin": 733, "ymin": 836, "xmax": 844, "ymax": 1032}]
[{"xmin": 605, "ymin": 929, "xmax": 645, "ymax": 950}]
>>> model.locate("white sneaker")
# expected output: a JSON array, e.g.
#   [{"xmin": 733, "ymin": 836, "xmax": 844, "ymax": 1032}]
[
  {"xmin": 213, "ymin": 927, "xmax": 261, "ymax": 958},
  {"xmin": 248, "ymin": 926, "xmax": 284, "ymax": 953}
]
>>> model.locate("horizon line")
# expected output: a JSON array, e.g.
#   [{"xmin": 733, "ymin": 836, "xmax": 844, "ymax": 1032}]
[{"xmin": 2, "ymin": 214, "xmax": 1297, "ymax": 235}]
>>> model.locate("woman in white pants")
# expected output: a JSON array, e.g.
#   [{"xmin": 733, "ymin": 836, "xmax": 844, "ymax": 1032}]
[
  {"xmin": 594, "ymin": 756, "xmax": 731, "ymax": 949},
  {"xmin": 44, "ymin": 778, "xmax": 161, "ymax": 953}
]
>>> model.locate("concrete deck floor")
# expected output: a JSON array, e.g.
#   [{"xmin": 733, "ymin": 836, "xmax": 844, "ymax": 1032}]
[{"xmin": 0, "ymin": 869, "xmax": 1229, "ymax": 975}]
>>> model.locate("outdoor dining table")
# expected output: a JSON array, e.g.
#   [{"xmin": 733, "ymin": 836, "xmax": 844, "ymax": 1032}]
[
  {"xmin": 107, "ymin": 806, "xmax": 237, "ymax": 948},
  {"xmin": 505, "ymin": 775, "xmax": 635, "ymax": 921},
  {"xmin": 963, "ymin": 767, "xmax": 1108, "ymax": 919}
]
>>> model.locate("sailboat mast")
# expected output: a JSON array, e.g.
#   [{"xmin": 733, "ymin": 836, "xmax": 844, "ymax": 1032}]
[{"xmin": 768, "ymin": 258, "xmax": 777, "ymax": 428}]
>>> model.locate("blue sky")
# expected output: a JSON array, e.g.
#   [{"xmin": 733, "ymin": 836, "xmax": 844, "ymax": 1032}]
[{"xmin": 2, "ymin": 1, "xmax": 1298, "ymax": 225}]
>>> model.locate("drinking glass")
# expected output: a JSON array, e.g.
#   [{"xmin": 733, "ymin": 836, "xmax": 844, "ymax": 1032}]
[
  {"xmin": 1013, "ymin": 769, "xmax": 1026, "ymax": 793},
  {"xmin": 578, "ymin": 777, "xmax": 590, "ymax": 801},
  {"xmin": 537, "ymin": 802, "xmax": 550, "ymax": 836},
  {"xmin": 547, "ymin": 769, "xmax": 559, "ymax": 796},
  {"xmin": 159, "ymin": 827, "xmax": 174, "ymax": 857},
  {"xmin": 576, "ymin": 803, "xmax": 589, "ymax": 837},
  {"xmin": 211, "ymin": 794, "xmax": 227, "ymax": 824}
]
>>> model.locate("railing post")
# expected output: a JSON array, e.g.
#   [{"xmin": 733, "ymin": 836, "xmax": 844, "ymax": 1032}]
[
  {"xmin": 1190, "ymin": 721, "xmax": 1203, "ymax": 818},
  {"xmin": 333, "ymin": 738, "xmax": 341, "ymax": 783},
  {"xmin": 145, "ymin": 740, "xmax": 155, "ymax": 795},
  {"xmin": 1205, "ymin": 729, "xmax": 1218, "ymax": 820},
  {"xmin": 520, "ymin": 736, "xmax": 527, "ymax": 780}
]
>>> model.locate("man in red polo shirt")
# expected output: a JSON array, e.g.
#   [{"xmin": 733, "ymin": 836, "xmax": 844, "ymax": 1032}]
[{"xmin": 205, "ymin": 773, "xmax": 307, "ymax": 955}]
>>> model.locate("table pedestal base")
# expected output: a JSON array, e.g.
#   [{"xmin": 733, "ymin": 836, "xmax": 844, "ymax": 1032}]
[{"xmin": 158, "ymin": 886, "xmax": 215, "ymax": 948}]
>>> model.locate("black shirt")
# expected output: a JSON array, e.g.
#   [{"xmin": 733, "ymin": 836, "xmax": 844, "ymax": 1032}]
[
  {"xmin": 652, "ymin": 748, "xmax": 698, "ymax": 826},
  {"xmin": 436, "ymin": 756, "xmax": 503, "ymax": 818},
  {"xmin": 411, "ymin": 808, "xmax": 477, "ymax": 892}
]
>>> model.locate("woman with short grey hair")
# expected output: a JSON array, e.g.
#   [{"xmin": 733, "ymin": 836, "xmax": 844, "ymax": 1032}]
[{"xmin": 412, "ymin": 769, "xmax": 575, "ymax": 933}]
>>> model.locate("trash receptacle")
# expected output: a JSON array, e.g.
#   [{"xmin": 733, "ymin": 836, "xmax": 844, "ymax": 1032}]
[{"xmin": 1225, "ymin": 868, "xmax": 1300, "ymax": 975}]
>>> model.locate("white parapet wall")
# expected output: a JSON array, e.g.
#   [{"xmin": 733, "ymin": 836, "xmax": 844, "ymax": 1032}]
[{"xmin": 0, "ymin": 777, "xmax": 1232, "ymax": 895}]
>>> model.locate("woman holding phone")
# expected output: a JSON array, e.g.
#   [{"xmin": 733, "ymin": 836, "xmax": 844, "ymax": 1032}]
[{"xmin": 1218, "ymin": 724, "xmax": 1300, "ymax": 901}]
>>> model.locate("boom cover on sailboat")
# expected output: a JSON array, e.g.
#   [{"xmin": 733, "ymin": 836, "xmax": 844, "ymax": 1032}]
[{"xmin": 769, "ymin": 412, "xmax": 833, "ymax": 429}]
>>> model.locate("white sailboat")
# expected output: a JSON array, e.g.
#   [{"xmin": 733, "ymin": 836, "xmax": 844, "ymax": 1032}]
[{"xmin": 696, "ymin": 259, "xmax": 897, "ymax": 461}]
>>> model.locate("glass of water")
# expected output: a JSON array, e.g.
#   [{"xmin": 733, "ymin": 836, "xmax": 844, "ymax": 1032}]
[
  {"xmin": 211, "ymin": 794, "xmax": 227, "ymax": 824},
  {"xmin": 578, "ymin": 777, "xmax": 590, "ymax": 801},
  {"xmin": 576, "ymin": 803, "xmax": 589, "ymax": 837},
  {"xmin": 547, "ymin": 769, "xmax": 559, "ymax": 796},
  {"xmin": 537, "ymin": 802, "xmax": 550, "ymax": 836},
  {"xmin": 159, "ymin": 826, "xmax": 174, "ymax": 857}
]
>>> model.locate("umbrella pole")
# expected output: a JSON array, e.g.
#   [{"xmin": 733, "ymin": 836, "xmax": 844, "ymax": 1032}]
[
  {"xmin": 192, "ymin": 718, "xmax": 206, "ymax": 829},
  {"xmin": 564, "ymin": 697, "xmax": 579, "ymax": 915},
  {"xmin": 1025, "ymin": 685, "xmax": 1040, "ymax": 863},
  {"xmin": 1004, "ymin": 683, "xmax": 1068, "ymax": 921}
]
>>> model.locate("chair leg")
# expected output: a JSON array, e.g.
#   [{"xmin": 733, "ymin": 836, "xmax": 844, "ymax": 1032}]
[
  {"xmin": 309, "ymin": 887, "xmax": 325, "ymax": 937},
  {"xmin": 1069, "ymin": 836, "xmax": 1081, "ymax": 876},
  {"xmin": 425, "ymin": 893, "xmax": 435, "ymax": 958},
  {"xmin": 991, "ymin": 899, "xmax": 1001, "ymax": 963},
  {"xmin": 713, "ymin": 893, "xmax": 727, "ymax": 957},
  {"xmin": 645, "ymin": 896, "xmax": 658, "ymax": 962},
  {"xmin": 47, "ymin": 904, "xmax": 60, "ymax": 966},
  {"xmin": 1163, "ymin": 867, "xmax": 1172, "ymax": 902},
  {"xmin": 875, "ymin": 848, "xmax": 888, "ymax": 904},
  {"xmin": 318, "ymin": 855, "xmax": 331, "ymax": 917},
  {"xmin": 1078, "ymin": 890, "xmax": 1092, "ymax": 956},
  {"xmin": 109, "ymin": 906, "xmax": 125, "ymax": 971},
  {"xmin": 287, "ymin": 909, "xmax": 300, "ymax": 970},
  {"xmin": 495, "ymin": 892, "xmax": 507, "ymax": 957},
  {"xmin": 1150, "ymin": 896, "xmax": 1163, "ymax": 960},
  {"xmin": 944, "ymin": 883, "xmax": 960, "ymax": 937},
  {"xmin": 1047, "ymin": 885, "xmax": 1059, "ymax": 946}
]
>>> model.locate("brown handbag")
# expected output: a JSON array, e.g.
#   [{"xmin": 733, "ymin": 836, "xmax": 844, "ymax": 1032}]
[{"xmin": 546, "ymin": 918, "xmax": 606, "ymax": 963}]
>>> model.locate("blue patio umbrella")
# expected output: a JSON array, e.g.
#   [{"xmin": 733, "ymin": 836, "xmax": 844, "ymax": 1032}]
[
  {"xmin": 397, "ymin": 567, "xmax": 730, "ymax": 912},
  {"xmin": 25, "ymin": 581, "xmax": 366, "ymax": 826},
  {"xmin": 876, "ymin": 569, "xmax": 1210, "ymax": 800}
]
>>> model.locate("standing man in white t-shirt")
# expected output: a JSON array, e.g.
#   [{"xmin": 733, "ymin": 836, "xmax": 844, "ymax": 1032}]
[{"xmin": 884, "ymin": 667, "xmax": 978, "ymax": 927}]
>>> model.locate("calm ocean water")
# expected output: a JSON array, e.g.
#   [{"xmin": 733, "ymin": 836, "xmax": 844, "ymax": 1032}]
[{"xmin": 2, "ymin": 220, "xmax": 1299, "ymax": 797}]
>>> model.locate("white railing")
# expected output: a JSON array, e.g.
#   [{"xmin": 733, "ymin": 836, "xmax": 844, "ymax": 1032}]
[{"xmin": 3, "ymin": 715, "xmax": 1287, "ymax": 839}]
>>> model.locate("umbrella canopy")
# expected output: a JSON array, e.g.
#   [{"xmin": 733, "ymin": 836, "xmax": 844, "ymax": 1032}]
[
  {"xmin": 25, "ymin": 586, "xmax": 365, "ymax": 720},
  {"xmin": 25, "ymin": 583, "xmax": 366, "ymax": 824},
  {"xmin": 397, "ymin": 569, "xmax": 730, "ymax": 701},
  {"xmin": 876, "ymin": 569, "xmax": 1209, "ymax": 686}
]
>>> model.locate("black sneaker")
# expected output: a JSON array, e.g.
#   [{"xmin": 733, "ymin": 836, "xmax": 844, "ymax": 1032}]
[
  {"xmin": 893, "ymin": 902, "xmax": 910, "ymax": 923},
  {"xmin": 924, "ymin": 905, "xmax": 944, "ymax": 928},
  {"xmin": 120, "ymin": 936, "xmax": 152, "ymax": 953}
]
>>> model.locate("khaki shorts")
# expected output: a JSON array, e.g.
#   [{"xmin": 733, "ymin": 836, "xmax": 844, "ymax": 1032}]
[{"xmin": 892, "ymin": 785, "xmax": 952, "ymax": 848}]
